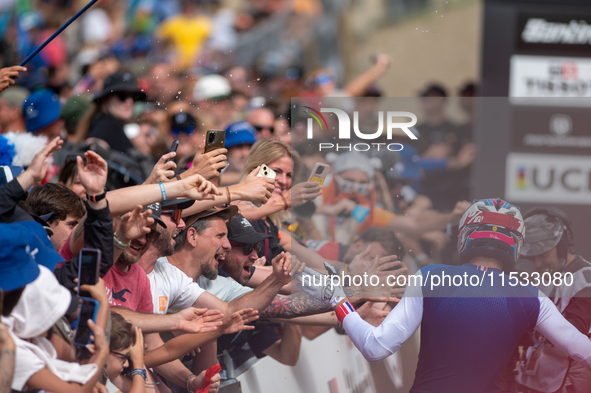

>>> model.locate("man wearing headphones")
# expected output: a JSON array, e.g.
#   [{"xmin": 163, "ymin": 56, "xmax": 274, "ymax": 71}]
[{"xmin": 516, "ymin": 207, "xmax": 591, "ymax": 393}]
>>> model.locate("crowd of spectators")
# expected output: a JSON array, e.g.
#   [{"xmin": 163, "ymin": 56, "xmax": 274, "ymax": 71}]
[{"xmin": 4, "ymin": 1, "xmax": 588, "ymax": 393}]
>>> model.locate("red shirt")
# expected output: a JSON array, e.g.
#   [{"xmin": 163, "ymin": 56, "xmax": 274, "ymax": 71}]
[{"xmin": 103, "ymin": 264, "xmax": 153, "ymax": 313}]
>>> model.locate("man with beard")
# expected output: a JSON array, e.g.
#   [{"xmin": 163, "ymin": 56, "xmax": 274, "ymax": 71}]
[
  {"xmin": 133, "ymin": 204, "xmax": 297, "ymax": 393},
  {"xmin": 211, "ymin": 213, "xmax": 302, "ymax": 367},
  {"xmin": 102, "ymin": 199, "xmax": 192, "ymax": 313}
]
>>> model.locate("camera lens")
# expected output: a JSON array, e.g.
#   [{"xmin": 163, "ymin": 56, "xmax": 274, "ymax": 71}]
[
  {"xmin": 209, "ymin": 134, "xmax": 215, "ymax": 143},
  {"xmin": 264, "ymin": 171, "xmax": 268, "ymax": 175}
]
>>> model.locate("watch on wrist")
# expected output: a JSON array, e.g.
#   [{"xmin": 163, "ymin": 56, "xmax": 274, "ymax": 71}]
[
  {"xmin": 131, "ymin": 368, "xmax": 148, "ymax": 381},
  {"xmin": 88, "ymin": 190, "xmax": 107, "ymax": 203}
]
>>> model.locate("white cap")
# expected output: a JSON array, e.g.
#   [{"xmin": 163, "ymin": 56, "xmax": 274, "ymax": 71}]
[{"xmin": 193, "ymin": 74, "xmax": 231, "ymax": 101}]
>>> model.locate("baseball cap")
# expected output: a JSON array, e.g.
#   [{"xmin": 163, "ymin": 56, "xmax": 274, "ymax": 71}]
[
  {"xmin": 225, "ymin": 122, "xmax": 257, "ymax": 149},
  {"xmin": 171, "ymin": 112, "xmax": 197, "ymax": 136},
  {"xmin": 0, "ymin": 86, "xmax": 29, "ymax": 109},
  {"xmin": 227, "ymin": 212, "xmax": 272, "ymax": 244},
  {"xmin": 142, "ymin": 198, "xmax": 196, "ymax": 228},
  {"xmin": 521, "ymin": 214, "xmax": 564, "ymax": 257},
  {"xmin": 183, "ymin": 205, "xmax": 238, "ymax": 229},
  {"xmin": 93, "ymin": 71, "xmax": 147, "ymax": 102},
  {"xmin": 193, "ymin": 74, "xmax": 231, "ymax": 101},
  {"xmin": 23, "ymin": 89, "xmax": 62, "ymax": 132}
]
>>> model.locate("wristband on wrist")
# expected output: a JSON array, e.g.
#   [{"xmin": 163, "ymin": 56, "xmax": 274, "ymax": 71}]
[
  {"xmin": 131, "ymin": 368, "xmax": 148, "ymax": 381},
  {"xmin": 113, "ymin": 234, "xmax": 131, "ymax": 250},
  {"xmin": 175, "ymin": 174, "xmax": 182, "ymax": 181},
  {"xmin": 226, "ymin": 187, "xmax": 232, "ymax": 203},
  {"xmin": 185, "ymin": 373, "xmax": 196, "ymax": 391},
  {"xmin": 159, "ymin": 182, "xmax": 167, "ymax": 202},
  {"xmin": 88, "ymin": 190, "xmax": 106, "ymax": 203},
  {"xmin": 279, "ymin": 192, "xmax": 288, "ymax": 210},
  {"xmin": 335, "ymin": 301, "xmax": 356, "ymax": 324}
]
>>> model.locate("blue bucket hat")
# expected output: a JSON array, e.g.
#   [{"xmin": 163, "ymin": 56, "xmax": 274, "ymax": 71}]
[
  {"xmin": 0, "ymin": 222, "xmax": 43, "ymax": 291},
  {"xmin": 0, "ymin": 221, "xmax": 64, "ymax": 291},
  {"xmin": 225, "ymin": 122, "xmax": 257, "ymax": 149},
  {"xmin": 23, "ymin": 89, "xmax": 62, "ymax": 133}
]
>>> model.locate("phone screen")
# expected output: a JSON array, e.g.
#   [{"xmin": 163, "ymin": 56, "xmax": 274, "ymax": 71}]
[
  {"xmin": 74, "ymin": 299, "xmax": 97, "ymax": 346},
  {"xmin": 78, "ymin": 249, "xmax": 100, "ymax": 297}
]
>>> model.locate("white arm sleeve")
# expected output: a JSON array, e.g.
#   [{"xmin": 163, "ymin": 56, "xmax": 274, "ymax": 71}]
[
  {"xmin": 342, "ymin": 272, "xmax": 423, "ymax": 362},
  {"xmin": 535, "ymin": 294, "xmax": 591, "ymax": 370}
]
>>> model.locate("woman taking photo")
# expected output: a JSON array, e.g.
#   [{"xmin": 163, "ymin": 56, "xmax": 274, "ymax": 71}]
[{"xmin": 237, "ymin": 139, "xmax": 321, "ymax": 262}]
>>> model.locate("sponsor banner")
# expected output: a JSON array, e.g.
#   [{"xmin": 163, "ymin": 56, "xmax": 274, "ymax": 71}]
[
  {"xmin": 511, "ymin": 108, "xmax": 591, "ymax": 154},
  {"xmin": 506, "ymin": 153, "xmax": 591, "ymax": 204},
  {"xmin": 517, "ymin": 13, "xmax": 591, "ymax": 54},
  {"xmin": 509, "ymin": 55, "xmax": 591, "ymax": 106}
]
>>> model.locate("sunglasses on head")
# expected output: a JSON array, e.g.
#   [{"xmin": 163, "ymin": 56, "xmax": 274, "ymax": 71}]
[
  {"xmin": 230, "ymin": 241, "xmax": 263, "ymax": 255},
  {"xmin": 162, "ymin": 210, "xmax": 182, "ymax": 225},
  {"xmin": 253, "ymin": 125, "xmax": 274, "ymax": 134},
  {"xmin": 116, "ymin": 92, "xmax": 136, "ymax": 102},
  {"xmin": 171, "ymin": 126, "xmax": 196, "ymax": 136}
]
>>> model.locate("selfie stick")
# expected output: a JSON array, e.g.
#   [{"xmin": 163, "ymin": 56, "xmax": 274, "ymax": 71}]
[{"xmin": 19, "ymin": 0, "xmax": 99, "ymax": 66}]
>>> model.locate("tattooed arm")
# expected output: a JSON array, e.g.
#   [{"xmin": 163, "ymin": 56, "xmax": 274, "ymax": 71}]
[
  {"xmin": 259, "ymin": 287, "xmax": 364, "ymax": 319},
  {"xmin": 0, "ymin": 324, "xmax": 15, "ymax": 393}
]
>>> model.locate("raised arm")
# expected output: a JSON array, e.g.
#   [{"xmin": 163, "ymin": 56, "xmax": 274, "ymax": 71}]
[{"xmin": 144, "ymin": 309, "xmax": 258, "ymax": 368}]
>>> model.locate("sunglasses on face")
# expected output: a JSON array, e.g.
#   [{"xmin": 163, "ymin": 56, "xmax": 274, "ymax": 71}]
[
  {"xmin": 230, "ymin": 241, "xmax": 263, "ymax": 255},
  {"xmin": 253, "ymin": 125, "xmax": 274, "ymax": 134},
  {"xmin": 162, "ymin": 210, "xmax": 182, "ymax": 225},
  {"xmin": 335, "ymin": 175, "xmax": 373, "ymax": 196},
  {"xmin": 171, "ymin": 126, "xmax": 196, "ymax": 136},
  {"xmin": 111, "ymin": 351, "xmax": 130, "ymax": 365},
  {"xmin": 146, "ymin": 229, "xmax": 161, "ymax": 242},
  {"xmin": 116, "ymin": 92, "xmax": 136, "ymax": 102}
]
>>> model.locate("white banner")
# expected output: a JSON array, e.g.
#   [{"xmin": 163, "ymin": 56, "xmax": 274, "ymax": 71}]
[
  {"xmin": 505, "ymin": 152, "xmax": 591, "ymax": 204},
  {"xmin": 509, "ymin": 55, "xmax": 591, "ymax": 106}
]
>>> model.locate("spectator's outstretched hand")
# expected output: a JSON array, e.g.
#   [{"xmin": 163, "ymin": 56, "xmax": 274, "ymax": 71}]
[
  {"xmin": 117, "ymin": 205, "xmax": 154, "ymax": 243},
  {"xmin": 219, "ymin": 308, "xmax": 259, "ymax": 335},
  {"xmin": 188, "ymin": 141, "xmax": 227, "ymax": 181},
  {"xmin": 234, "ymin": 166, "xmax": 274, "ymax": 204},
  {"xmin": 17, "ymin": 136, "xmax": 63, "ymax": 190},
  {"xmin": 78, "ymin": 151, "xmax": 108, "ymax": 196},
  {"xmin": 357, "ymin": 301, "xmax": 391, "ymax": 327},
  {"xmin": 451, "ymin": 200, "xmax": 471, "ymax": 224},
  {"xmin": 271, "ymin": 252, "xmax": 301, "ymax": 286},
  {"xmin": 180, "ymin": 174, "xmax": 223, "ymax": 201},
  {"xmin": 174, "ymin": 307, "xmax": 224, "ymax": 334},
  {"xmin": 129, "ymin": 326, "xmax": 144, "ymax": 368},
  {"xmin": 144, "ymin": 152, "xmax": 177, "ymax": 185},
  {"xmin": 347, "ymin": 245, "xmax": 405, "ymax": 279},
  {"xmin": 0, "ymin": 65, "xmax": 27, "ymax": 93},
  {"xmin": 284, "ymin": 181, "xmax": 322, "ymax": 208}
]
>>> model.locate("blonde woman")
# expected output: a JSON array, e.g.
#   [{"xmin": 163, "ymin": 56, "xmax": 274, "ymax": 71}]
[{"xmin": 237, "ymin": 139, "xmax": 321, "ymax": 262}]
